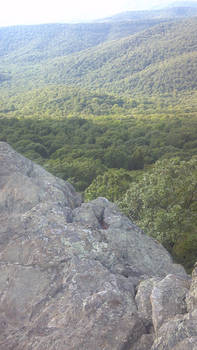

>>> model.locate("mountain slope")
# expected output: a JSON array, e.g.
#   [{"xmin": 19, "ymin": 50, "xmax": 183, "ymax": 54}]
[
  {"xmin": 0, "ymin": 19, "xmax": 170, "ymax": 64},
  {"xmin": 0, "ymin": 15, "xmax": 197, "ymax": 96},
  {"xmin": 168, "ymin": 1, "xmax": 197, "ymax": 8},
  {"xmin": 40, "ymin": 17, "xmax": 197, "ymax": 95},
  {"xmin": 103, "ymin": 6, "xmax": 197, "ymax": 22}
]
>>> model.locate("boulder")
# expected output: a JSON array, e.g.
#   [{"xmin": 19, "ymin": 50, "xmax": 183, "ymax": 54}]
[
  {"xmin": 0, "ymin": 142, "xmax": 195, "ymax": 350},
  {"xmin": 172, "ymin": 337, "xmax": 197, "ymax": 350},
  {"xmin": 132, "ymin": 334, "xmax": 154, "ymax": 350},
  {"xmin": 151, "ymin": 274, "xmax": 190, "ymax": 332},
  {"xmin": 135, "ymin": 277, "xmax": 161, "ymax": 331},
  {"xmin": 151, "ymin": 311, "xmax": 197, "ymax": 350},
  {"xmin": 187, "ymin": 263, "xmax": 197, "ymax": 312}
]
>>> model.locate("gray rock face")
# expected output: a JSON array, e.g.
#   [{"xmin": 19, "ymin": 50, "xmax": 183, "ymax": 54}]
[
  {"xmin": 0, "ymin": 142, "xmax": 196, "ymax": 349},
  {"xmin": 135, "ymin": 277, "xmax": 161, "ymax": 331},
  {"xmin": 187, "ymin": 263, "xmax": 197, "ymax": 312},
  {"xmin": 150, "ymin": 264, "xmax": 197, "ymax": 350},
  {"xmin": 151, "ymin": 274, "xmax": 190, "ymax": 332}
]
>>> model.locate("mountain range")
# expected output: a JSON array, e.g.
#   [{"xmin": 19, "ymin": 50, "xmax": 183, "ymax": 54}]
[
  {"xmin": 0, "ymin": 3, "xmax": 197, "ymax": 99},
  {"xmin": 0, "ymin": 2, "xmax": 197, "ymax": 275},
  {"xmin": 101, "ymin": 4, "xmax": 197, "ymax": 22}
]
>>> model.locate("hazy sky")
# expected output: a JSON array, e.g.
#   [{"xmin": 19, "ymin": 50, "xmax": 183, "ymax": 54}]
[{"xmin": 0, "ymin": 0, "xmax": 193, "ymax": 26}]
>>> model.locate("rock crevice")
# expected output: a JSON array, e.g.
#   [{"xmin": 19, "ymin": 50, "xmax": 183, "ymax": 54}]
[{"xmin": 0, "ymin": 142, "xmax": 196, "ymax": 350}]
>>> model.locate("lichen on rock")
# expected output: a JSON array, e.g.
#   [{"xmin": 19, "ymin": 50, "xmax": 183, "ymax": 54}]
[{"xmin": 0, "ymin": 142, "xmax": 196, "ymax": 349}]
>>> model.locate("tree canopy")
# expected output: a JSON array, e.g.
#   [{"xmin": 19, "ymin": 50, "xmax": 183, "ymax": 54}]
[{"xmin": 119, "ymin": 157, "xmax": 197, "ymax": 271}]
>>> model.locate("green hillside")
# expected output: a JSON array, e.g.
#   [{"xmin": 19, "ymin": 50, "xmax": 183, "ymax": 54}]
[
  {"xmin": 0, "ymin": 9, "xmax": 197, "ymax": 271},
  {"xmin": 0, "ymin": 19, "xmax": 169, "ymax": 64},
  {"xmin": 104, "ymin": 6, "xmax": 197, "ymax": 21},
  {"xmin": 1, "ymin": 17, "xmax": 197, "ymax": 96},
  {"xmin": 41, "ymin": 17, "xmax": 197, "ymax": 95}
]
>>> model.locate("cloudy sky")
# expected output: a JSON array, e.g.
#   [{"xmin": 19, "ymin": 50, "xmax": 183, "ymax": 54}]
[{"xmin": 0, "ymin": 0, "xmax": 195, "ymax": 26}]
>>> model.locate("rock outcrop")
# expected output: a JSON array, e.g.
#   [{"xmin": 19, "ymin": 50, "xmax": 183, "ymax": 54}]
[{"xmin": 0, "ymin": 142, "xmax": 196, "ymax": 350}]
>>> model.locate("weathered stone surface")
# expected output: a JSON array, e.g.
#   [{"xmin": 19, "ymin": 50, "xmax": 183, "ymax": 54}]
[
  {"xmin": 151, "ymin": 274, "xmax": 190, "ymax": 332},
  {"xmin": 172, "ymin": 337, "xmax": 197, "ymax": 350},
  {"xmin": 132, "ymin": 334, "xmax": 154, "ymax": 350},
  {"xmin": 149, "ymin": 269, "xmax": 197, "ymax": 350},
  {"xmin": 187, "ymin": 263, "xmax": 197, "ymax": 312},
  {"xmin": 0, "ymin": 142, "xmax": 195, "ymax": 350},
  {"xmin": 0, "ymin": 141, "xmax": 82, "ymax": 215},
  {"xmin": 151, "ymin": 310, "xmax": 197, "ymax": 350},
  {"xmin": 73, "ymin": 198, "xmax": 186, "ymax": 282},
  {"xmin": 135, "ymin": 277, "xmax": 161, "ymax": 331}
]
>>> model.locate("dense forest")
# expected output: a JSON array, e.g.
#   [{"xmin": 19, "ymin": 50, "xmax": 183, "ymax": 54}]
[{"xmin": 0, "ymin": 5, "xmax": 197, "ymax": 271}]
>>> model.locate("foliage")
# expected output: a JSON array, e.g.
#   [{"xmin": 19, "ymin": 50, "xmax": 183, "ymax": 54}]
[
  {"xmin": 1, "ymin": 18, "xmax": 197, "ymax": 96},
  {"xmin": 119, "ymin": 157, "xmax": 197, "ymax": 269},
  {"xmin": 0, "ymin": 113, "xmax": 197, "ymax": 192},
  {"xmin": 0, "ymin": 14, "xmax": 197, "ymax": 271},
  {"xmin": 173, "ymin": 234, "xmax": 197, "ymax": 273},
  {"xmin": 40, "ymin": 17, "xmax": 197, "ymax": 95},
  {"xmin": 45, "ymin": 157, "xmax": 106, "ymax": 191},
  {"xmin": 0, "ymin": 19, "xmax": 169, "ymax": 67},
  {"xmin": 84, "ymin": 168, "xmax": 138, "ymax": 202}
]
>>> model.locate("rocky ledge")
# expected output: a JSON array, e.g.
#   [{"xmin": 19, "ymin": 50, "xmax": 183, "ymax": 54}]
[{"xmin": 0, "ymin": 142, "xmax": 196, "ymax": 350}]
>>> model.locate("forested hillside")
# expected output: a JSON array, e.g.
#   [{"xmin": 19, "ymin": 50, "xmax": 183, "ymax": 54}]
[
  {"xmin": 1, "ymin": 17, "xmax": 197, "ymax": 95},
  {"xmin": 42, "ymin": 17, "xmax": 197, "ymax": 94},
  {"xmin": 104, "ymin": 5, "xmax": 197, "ymax": 21},
  {"xmin": 0, "ymin": 19, "xmax": 169, "ymax": 63},
  {"xmin": 0, "ymin": 5, "xmax": 197, "ymax": 270}
]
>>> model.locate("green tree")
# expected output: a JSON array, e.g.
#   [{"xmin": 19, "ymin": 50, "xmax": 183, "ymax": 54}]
[
  {"xmin": 128, "ymin": 148, "xmax": 144, "ymax": 170},
  {"xmin": 84, "ymin": 168, "xmax": 137, "ymax": 202},
  {"xmin": 173, "ymin": 234, "xmax": 197, "ymax": 272},
  {"xmin": 45, "ymin": 158, "xmax": 106, "ymax": 191},
  {"xmin": 119, "ymin": 157, "xmax": 197, "ymax": 269}
]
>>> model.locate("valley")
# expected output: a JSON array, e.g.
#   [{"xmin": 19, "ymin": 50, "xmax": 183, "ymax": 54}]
[{"xmin": 0, "ymin": 4, "xmax": 197, "ymax": 270}]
